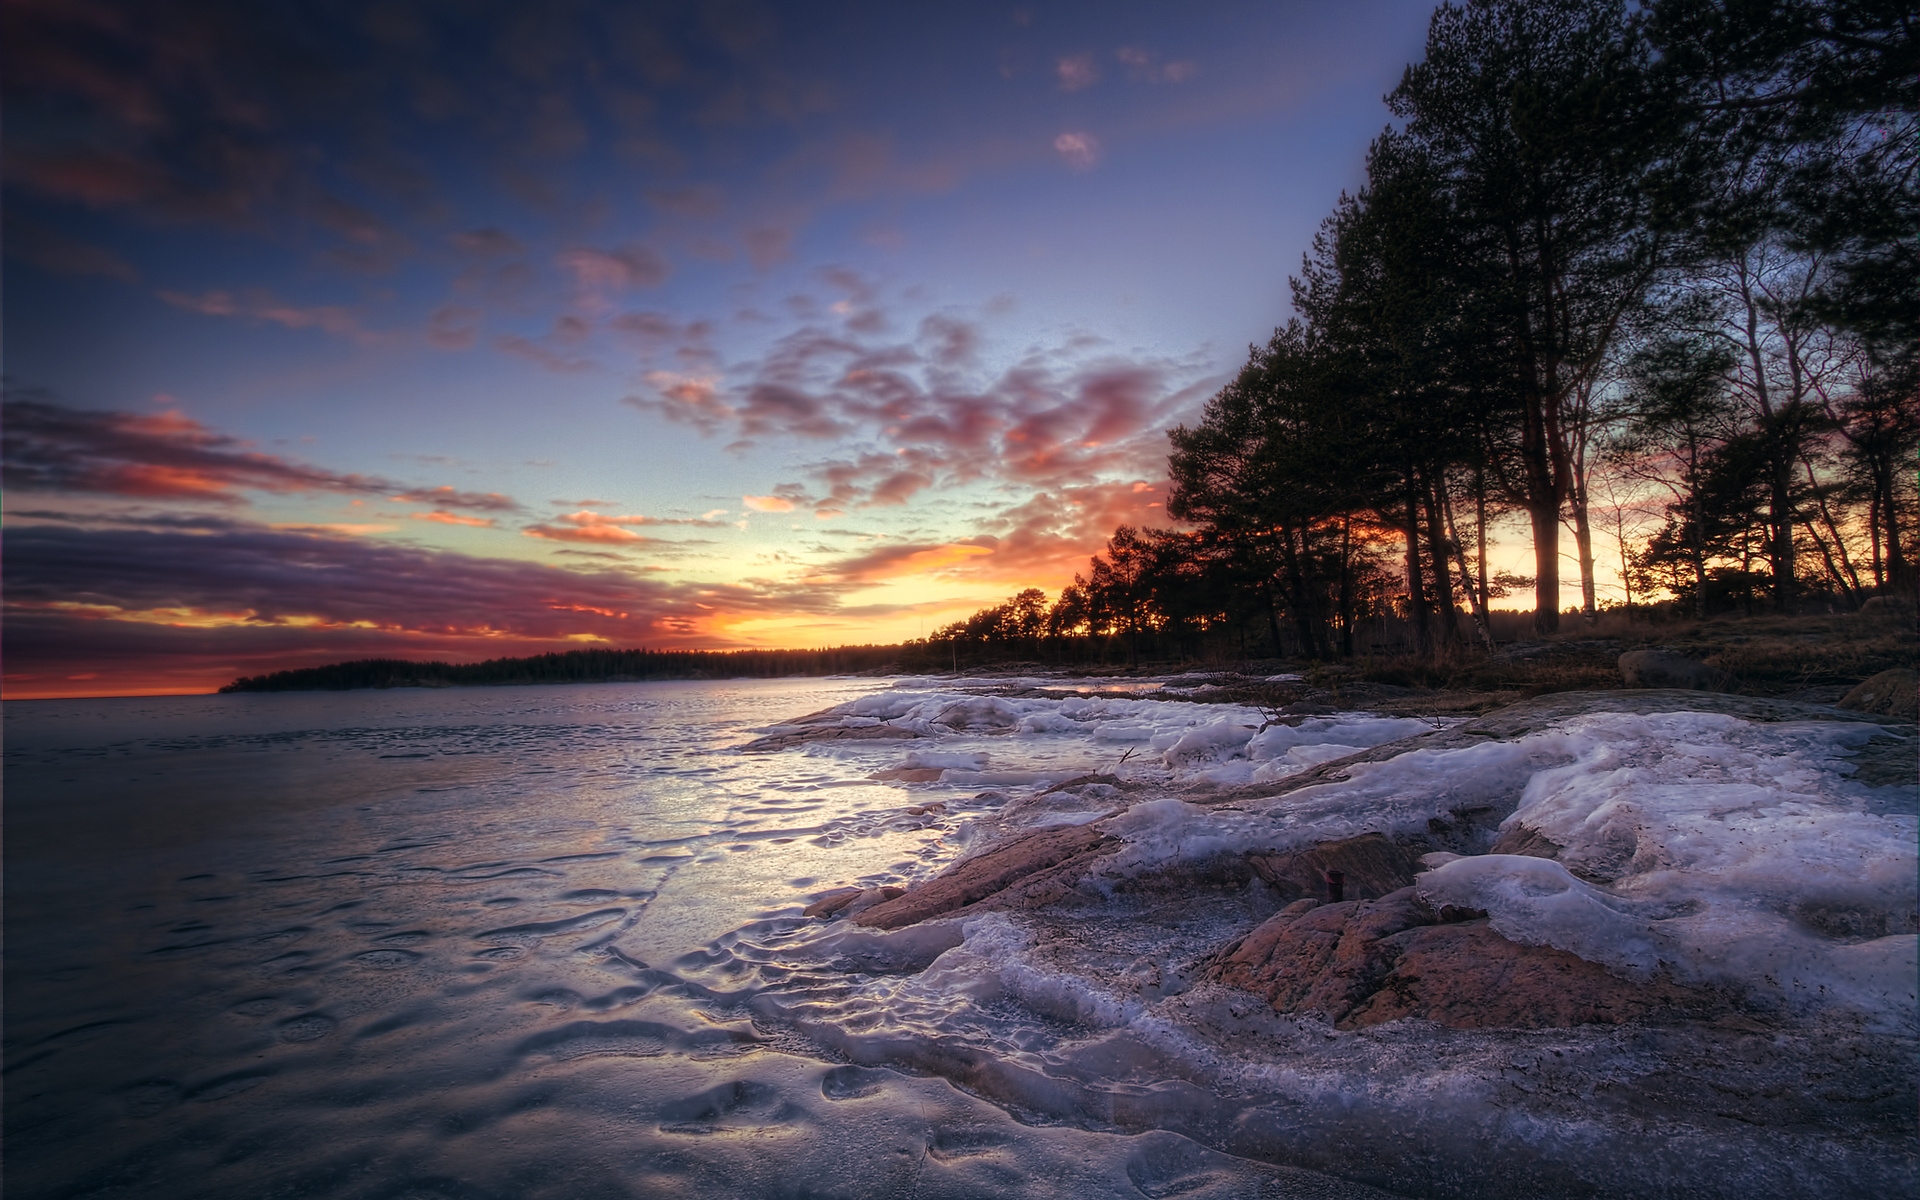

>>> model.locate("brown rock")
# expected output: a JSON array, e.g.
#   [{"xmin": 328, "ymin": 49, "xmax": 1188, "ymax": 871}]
[
  {"xmin": 1246, "ymin": 832, "xmax": 1422, "ymax": 903},
  {"xmin": 1838, "ymin": 668, "xmax": 1918, "ymax": 720},
  {"xmin": 739, "ymin": 724, "xmax": 925, "ymax": 752},
  {"xmin": 1488, "ymin": 824, "xmax": 1564, "ymax": 859},
  {"xmin": 1211, "ymin": 885, "xmax": 1731, "ymax": 1030},
  {"xmin": 803, "ymin": 887, "xmax": 865, "ymax": 918},
  {"xmin": 1618, "ymin": 650, "xmax": 1731, "ymax": 691},
  {"xmin": 1858, "ymin": 594, "xmax": 1916, "ymax": 614},
  {"xmin": 855, "ymin": 822, "xmax": 1119, "ymax": 930},
  {"xmin": 1346, "ymin": 922, "xmax": 1717, "ymax": 1029},
  {"xmin": 1214, "ymin": 888, "xmax": 1431, "ymax": 1019}
]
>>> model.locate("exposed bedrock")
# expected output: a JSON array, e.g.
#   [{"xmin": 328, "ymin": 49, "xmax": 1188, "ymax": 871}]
[
  {"xmin": 1211, "ymin": 886, "xmax": 1734, "ymax": 1030},
  {"xmin": 1617, "ymin": 650, "xmax": 1732, "ymax": 691},
  {"xmin": 855, "ymin": 821, "xmax": 1120, "ymax": 930},
  {"xmin": 1840, "ymin": 667, "xmax": 1918, "ymax": 720},
  {"xmin": 738, "ymin": 723, "xmax": 925, "ymax": 752},
  {"xmin": 1244, "ymin": 832, "xmax": 1423, "ymax": 903}
]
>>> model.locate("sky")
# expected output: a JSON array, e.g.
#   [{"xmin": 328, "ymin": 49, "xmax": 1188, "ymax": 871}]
[{"xmin": 4, "ymin": 0, "xmax": 1448, "ymax": 698}]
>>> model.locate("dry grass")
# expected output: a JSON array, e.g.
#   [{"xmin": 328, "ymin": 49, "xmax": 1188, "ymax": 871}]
[{"xmin": 1347, "ymin": 609, "xmax": 1915, "ymax": 700}]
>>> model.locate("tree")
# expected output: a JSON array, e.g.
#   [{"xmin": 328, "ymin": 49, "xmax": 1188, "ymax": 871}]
[{"xmin": 1392, "ymin": 0, "xmax": 1676, "ymax": 633}]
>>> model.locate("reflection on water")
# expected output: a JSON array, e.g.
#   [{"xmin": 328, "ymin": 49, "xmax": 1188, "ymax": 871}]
[{"xmin": 4, "ymin": 679, "xmax": 1398, "ymax": 1200}]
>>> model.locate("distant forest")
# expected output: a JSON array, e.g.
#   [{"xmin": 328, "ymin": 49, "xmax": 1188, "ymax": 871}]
[
  {"xmin": 220, "ymin": 647, "xmax": 907, "ymax": 692},
  {"xmin": 942, "ymin": 0, "xmax": 1914, "ymax": 666}
]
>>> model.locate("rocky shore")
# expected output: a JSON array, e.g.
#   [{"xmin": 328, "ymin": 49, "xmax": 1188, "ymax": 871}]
[{"xmin": 784, "ymin": 682, "xmax": 1917, "ymax": 1196}]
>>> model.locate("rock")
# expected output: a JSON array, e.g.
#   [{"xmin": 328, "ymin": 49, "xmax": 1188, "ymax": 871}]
[
  {"xmin": 804, "ymin": 885, "xmax": 907, "ymax": 919},
  {"xmin": 1838, "ymin": 668, "xmax": 1918, "ymax": 720},
  {"xmin": 1344, "ymin": 921, "xmax": 1724, "ymax": 1029},
  {"xmin": 1488, "ymin": 824, "xmax": 1563, "ymax": 859},
  {"xmin": 739, "ymin": 724, "xmax": 924, "ymax": 752},
  {"xmin": 1618, "ymin": 650, "xmax": 1731, "ymax": 691},
  {"xmin": 1859, "ymin": 594, "xmax": 1916, "ymax": 614},
  {"xmin": 803, "ymin": 887, "xmax": 866, "ymax": 918},
  {"xmin": 855, "ymin": 822, "xmax": 1119, "ymax": 930},
  {"xmin": 1246, "ymin": 832, "xmax": 1422, "ymax": 903},
  {"xmin": 1211, "ymin": 885, "xmax": 1732, "ymax": 1030}
]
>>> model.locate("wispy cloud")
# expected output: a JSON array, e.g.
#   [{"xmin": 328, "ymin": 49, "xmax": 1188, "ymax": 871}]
[
  {"xmin": 3, "ymin": 396, "xmax": 522, "ymax": 510},
  {"xmin": 159, "ymin": 289, "xmax": 376, "ymax": 341}
]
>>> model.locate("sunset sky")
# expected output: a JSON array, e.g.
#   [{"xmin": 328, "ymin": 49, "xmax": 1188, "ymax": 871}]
[{"xmin": 5, "ymin": 0, "xmax": 1453, "ymax": 698}]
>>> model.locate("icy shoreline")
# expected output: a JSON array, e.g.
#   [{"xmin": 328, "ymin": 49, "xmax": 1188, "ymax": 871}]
[{"xmin": 745, "ymin": 680, "xmax": 1918, "ymax": 1197}]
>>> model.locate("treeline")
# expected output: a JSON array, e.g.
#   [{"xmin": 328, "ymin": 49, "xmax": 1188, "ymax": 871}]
[
  {"xmin": 1017, "ymin": 0, "xmax": 1915, "ymax": 663},
  {"xmin": 220, "ymin": 646, "xmax": 904, "ymax": 692}
]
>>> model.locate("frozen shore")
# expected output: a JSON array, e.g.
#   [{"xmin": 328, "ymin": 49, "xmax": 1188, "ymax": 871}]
[{"xmin": 755, "ymin": 680, "xmax": 1918, "ymax": 1197}]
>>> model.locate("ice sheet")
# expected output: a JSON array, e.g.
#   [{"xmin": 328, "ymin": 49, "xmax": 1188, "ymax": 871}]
[{"xmin": 1416, "ymin": 712, "xmax": 1918, "ymax": 1028}]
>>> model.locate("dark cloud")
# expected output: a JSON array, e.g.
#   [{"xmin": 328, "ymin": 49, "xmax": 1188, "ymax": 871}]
[
  {"xmin": 426, "ymin": 302, "xmax": 481, "ymax": 348},
  {"xmin": 449, "ymin": 226, "xmax": 526, "ymax": 257},
  {"xmin": 491, "ymin": 332, "xmax": 596, "ymax": 373},
  {"xmin": 1, "ymin": 518, "xmax": 852, "ymax": 695},
  {"xmin": 388, "ymin": 485, "xmax": 518, "ymax": 512},
  {"xmin": 6, "ymin": 215, "xmax": 140, "ymax": 281},
  {"xmin": 644, "ymin": 183, "xmax": 725, "ymax": 218},
  {"xmin": 2, "ymin": 397, "xmax": 522, "ymax": 510}
]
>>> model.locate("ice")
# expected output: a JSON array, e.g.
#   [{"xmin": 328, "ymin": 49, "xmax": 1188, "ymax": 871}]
[
  {"xmin": 1413, "ymin": 711, "xmax": 1918, "ymax": 1028},
  {"xmin": 1244, "ymin": 715, "xmax": 1433, "ymax": 759},
  {"xmin": 903, "ymin": 748, "xmax": 988, "ymax": 770},
  {"xmin": 1160, "ymin": 718, "xmax": 1262, "ymax": 766}
]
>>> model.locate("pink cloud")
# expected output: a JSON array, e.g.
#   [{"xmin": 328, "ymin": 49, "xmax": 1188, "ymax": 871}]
[
  {"xmin": 1053, "ymin": 131, "xmax": 1100, "ymax": 171},
  {"xmin": 557, "ymin": 244, "xmax": 670, "ymax": 293},
  {"xmin": 411, "ymin": 510, "xmax": 496, "ymax": 528},
  {"xmin": 1056, "ymin": 54, "xmax": 1099, "ymax": 92}
]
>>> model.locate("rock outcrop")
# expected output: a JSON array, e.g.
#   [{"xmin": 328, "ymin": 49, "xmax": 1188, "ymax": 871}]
[
  {"xmin": 1840, "ymin": 668, "xmax": 1918, "ymax": 720},
  {"xmin": 1617, "ymin": 650, "xmax": 1731, "ymax": 691},
  {"xmin": 1245, "ymin": 832, "xmax": 1422, "ymax": 903},
  {"xmin": 1211, "ymin": 886, "xmax": 1732, "ymax": 1030},
  {"xmin": 855, "ymin": 822, "xmax": 1120, "ymax": 930},
  {"xmin": 739, "ymin": 724, "xmax": 925, "ymax": 752}
]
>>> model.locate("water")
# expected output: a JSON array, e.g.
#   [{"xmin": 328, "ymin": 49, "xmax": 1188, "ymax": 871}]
[
  {"xmin": 8, "ymin": 679, "xmax": 1912, "ymax": 1199},
  {"xmin": 4, "ymin": 679, "xmax": 1395, "ymax": 1200}
]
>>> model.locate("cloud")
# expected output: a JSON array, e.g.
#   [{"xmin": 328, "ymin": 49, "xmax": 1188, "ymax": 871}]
[
  {"xmin": 1115, "ymin": 47, "xmax": 1197, "ymax": 84},
  {"xmin": 386, "ymin": 486, "xmax": 519, "ymax": 512},
  {"xmin": 2, "ymin": 396, "xmax": 523, "ymax": 510},
  {"xmin": 1053, "ymin": 131, "xmax": 1100, "ymax": 171},
  {"xmin": 159, "ymin": 289, "xmax": 373, "ymax": 341},
  {"xmin": 557, "ymin": 244, "xmax": 671, "ymax": 293},
  {"xmin": 449, "ymin": 227, "xmax": 525, "ymax": 257},
  {"xmin": 411, "ymin": 510, "xmax": 497, "ymax": 528},
  {"xmin": 492, "ymin": 332, "xmax": 596, "ymax": 374},
  {"xmin": 1057, "ymin": 54, "xmax": 1099, "ymax": 92},
  {"xmin": 622, "ymin": 286, "xmax": 1214, "ymax": 513},
  {"xmin": 1, "ymin": 519, "xmax": 860, "ymax": 695},
  {"xmin": 523, "ymin": 509, "xmax": 724, "ymax": 543},
  {"xmin": 811, "ymin": 540, "xmax": 996, "ymax": 583},
  {"xmin": 644, "ymin": 184, "xmax": 725, "ymax": 218},
  {"xmin": 6, "ymin": 216, "xmax": 140, "ymax": 281},
  {"xmin": 427, "ymin": 303, "xmax": 481, "ymax": 349},
  {"xmin": 742, "ymin": 495, "xmax": 795, "ymax": 513},
  {"xmin": 743, "ymin": 226, "xmax": 793, "ymax": 269}
]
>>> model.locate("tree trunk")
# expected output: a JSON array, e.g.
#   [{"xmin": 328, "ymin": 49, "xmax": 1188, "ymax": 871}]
[
  {"xmin": 1337, "ymin": 514, "xmax": 1356, "ymax": 658},
  {"xmin": 1423, "ymin": 474, "xmax": 1462, "ymax": 653},
  {"xmin": 1529, "ymin": 500, "xmax": 1561, "ymax": 634},
  {"xmin": 1443, "ymin": 486, "xmax": 1496, "ymax": 652},
  {"xmin": 1403, "ymin": 479, "xmax": 1434, "ymax": 659}
]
